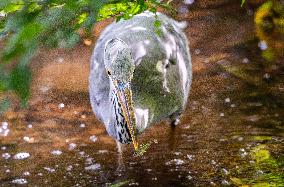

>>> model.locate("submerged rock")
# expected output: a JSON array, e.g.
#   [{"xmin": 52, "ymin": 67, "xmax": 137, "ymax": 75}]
[
  {"xmin": 23, "ymin": 136, "xmax": 34, "ymax": 143},
  {"xmin": 242, "ymin": 58, "xmax": 249, "ymax": 64},
  {"xmin": 256, "ymin": 170, "xmax": 264, "ymax": 175},
  {"xmin": 13, "ymin": 152, "xmax": 30, "ymax": 160},
  {"xmin": 2, "ymin": 153, "xmax": 11, "ymax": 159},
  {"xmin": 98, "ymin": 150, "xmax": 108, "ymax": 154},
  {"xmin": 44, "ymin": 167, "xmax": 56, "ymax": 173},
  {"xmin": 178, "ymin": 6, "xmax": 189, "ymax": 14},
  {"xmin": 89, "ymin": 135, "xmax": 98, "ymax": 142},
  {"xmin": 221, "ymin": 180, "xmax": 230, "ymax": 186},
  {"xmin": 0, "ymin": 122, "xmax": 10, "ymax": 137},
  {"xmin": 58, "ymin": 103, "xmax": 65, "ymax": 109},
  {"xmin": 221, "ymin": 168, "xmax": 229, "ymax": 175},
  {"xmin": 187, "ymin": 175, "xmax": 193, "ymax": 180},
  {"xmin": 184, "ymin": 0, "xmax": 194, "ymax": 5},
  {"xmin": 174, "ymin": 152, "xmax": 182, "ymax": 156},
  {"xmin": 129, "ymin": 182, "xmax": 139, "ymax": 186},
  {"xmin": 27, "ymin": 124, "xmax": 33, "ymax": 128},
  {"xmin": 85, "ymin": 157, "xmax": 94, "ymax": 165},
  {"xmin": 66, "ymin": 165, "xmax": 73, "ymax": 171},
  {"xmin": 11, "ymin": 178, "xmax": 28, "ymax": 185},
  {"xmin": 79, "ymin": 123, "xmax": 86, "ymax": 128},
  {"xmin": 258, "ymin": 41, "xmax": 268, "ymax": 51},
  {"xmin": 187, "ymin": 154, "xmax": 194, "ymax": 160},
  {"xmin": 224, "ymin": 98, "xmax": 231, "ymax": 103},
  {"xmin": 165, "ymin": 159, "xmax": 185, "ymax": 166},
  {"xmin": 239, "ymin": 148, "xmax": 248, "ymax": 158},
  {"xmin": 68, "ymin": 143, "xmax": 77, "ymax": 151},
  {"xmin": 51, "ymin": 150, "xmax": 63, "ymax": 156},
  {"xmin": 194, "ymin": 49, "xmax": 201, "ymax": 55},
  {"xmin": 85, "ymin": 163, "xmax": 101, "ymax": 171},
  {"xmin": 23, "ymin": 171, "xmax": 30, "ymax": 176}
]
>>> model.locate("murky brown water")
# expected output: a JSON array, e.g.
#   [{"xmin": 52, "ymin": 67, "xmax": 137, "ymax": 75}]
[{"xmin": 1, "ymin": 1, "xmax": 283, "ymax": 186}]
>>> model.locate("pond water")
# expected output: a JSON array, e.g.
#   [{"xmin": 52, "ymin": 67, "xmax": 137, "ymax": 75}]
[{"xmin": 0, "ymin": 1, "xmax": 283, "ymax": 186}]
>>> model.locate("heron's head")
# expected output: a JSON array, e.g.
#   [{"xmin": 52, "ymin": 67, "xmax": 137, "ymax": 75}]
[{"xmin": 104, "ymin": 38, "xmax": 138, "ymax": 150}]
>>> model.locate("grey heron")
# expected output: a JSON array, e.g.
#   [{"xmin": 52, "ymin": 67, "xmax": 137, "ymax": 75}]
[{"xmin": 89, "ymin": 11, "xmax": 192, "ymax": 155}]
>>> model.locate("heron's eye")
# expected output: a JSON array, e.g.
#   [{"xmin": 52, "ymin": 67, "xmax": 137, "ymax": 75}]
[{"xmin": 107, "ymin": 70, "xmax": 111, "ymax": 75}]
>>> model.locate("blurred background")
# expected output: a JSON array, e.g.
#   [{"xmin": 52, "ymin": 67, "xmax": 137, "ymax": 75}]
[{"xmin": 0, "ymin": 0, "xmax": 283, "ymax": 186}]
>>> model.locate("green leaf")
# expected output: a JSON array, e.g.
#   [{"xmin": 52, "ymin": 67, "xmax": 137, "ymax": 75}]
[
  {"xmin": 154, "ymin": 19, "xmax": 161, "ymax": 28},
  {"xmin": 110, "ymin": 180, "xmax": 132, "ymax": 187},
  {"xmin": 149, "ymin": 7, "xmax": 157, "ymax": 13},
  {"xmin": 0, "ymin": 0, "xmax": 13, "ymax": 9},
  {"xmin": 129, "ymin": 4, "xmax": 141, "ymax": 15},
  {"xmin": 77, "ymin": 12, "xmax": 88, "ymax": 25},
  {"xmin": 27, "ymin": 2, "xmax": 42, "ymax": 13},
  {"xmin": 0, "ymin": 17, "xmax": 5, "ymax": 33},
  {"xmin": 98, "ymin": 2, "xmax": 129, "ymax": 20},
  {"xmin": 154, "ymin": 19, "xmax": 162, "ymax": 36},
  {"xmin": 3, "ymin": 3, "xmax": 23, "ymax": 13},
  {"xmin": 0, "ymin": 65, "xmax": 10, "ymax": 91},
  {"xmin": 0, "ymin": 98, "xmax": 10, "ymax": 114},
  {"xmin": 230, "ymin": 177, "xmax": 243, "ymax": 185},
  {"xmin": 241, "ymin": 0, "xmax": 246, "ymax": 7},
  {"xmin": 2, "ymin": 22, "xmax": 42, "ymax": 62},
  {"xmin": 10, "ymin": 65, "xmax": 31, "ymax": 107}
]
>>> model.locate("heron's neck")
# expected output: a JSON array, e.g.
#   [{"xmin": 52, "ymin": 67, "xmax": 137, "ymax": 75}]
[{"xmin": 109, "ymin": 83, "xmax": 132, "ymax": 144}]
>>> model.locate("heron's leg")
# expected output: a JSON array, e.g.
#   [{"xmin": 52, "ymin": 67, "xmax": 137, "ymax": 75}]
[
  {"xmin": 171, "ymin": 116, "xmax": 180, "ymax": 126},
  {"xmin": 170, "ymin": 112, "xmax": 181, "ymax": 127},
  {"xmin": 116, "ymin": 140, "xmax": 125, "ymax": 175}
]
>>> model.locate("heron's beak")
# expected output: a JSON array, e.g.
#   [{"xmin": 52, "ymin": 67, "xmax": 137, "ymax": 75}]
[{"xmin": 114, "ymin": 81, "xmax": 139, "ymax": 151}]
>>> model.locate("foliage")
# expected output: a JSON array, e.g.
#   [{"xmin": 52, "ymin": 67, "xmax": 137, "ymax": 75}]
[
  {"xmin": 249, "ymin": 145, "xmax": 283, "ymax": 186},
  {"xmin": 241, "ymin": 0, "xmax": 246, "ymax": 7},
  {"xmin": 0, "ymin": 0, "xmax": 260, "ymax": 110},
  {"xmin": 110, "ymin": 180, "xmax": 132, "ymax": 187},
  {"xmin": 0, "ymin": 98, "xmax": 10, "ymax": 114},
  {"xmin": 0, "ymin": 0, "xmax": 172, "ymax": 108},
  {"xmin": 255, "ymin": 0, "xmax": 284, "ymax": 65},
  {"xmin": 230, "ymin": 144, "xmax": 284, "ymax": 187}
]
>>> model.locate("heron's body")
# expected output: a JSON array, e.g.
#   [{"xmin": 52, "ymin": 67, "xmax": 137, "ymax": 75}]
[{"xmin": 89, "ymin": 11, "xmax": 192, "ymax": 145}]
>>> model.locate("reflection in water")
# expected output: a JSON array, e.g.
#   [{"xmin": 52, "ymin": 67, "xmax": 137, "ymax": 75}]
[{"xmin": 0, "ymin": 1, "xmax": 283, "ymax": 186}]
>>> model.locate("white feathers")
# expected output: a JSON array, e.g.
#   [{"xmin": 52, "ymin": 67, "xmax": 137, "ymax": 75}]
[
  {"xmin": 144, "ymin": 40, "xmax": 150, "ymax": 45},
  {"xmin": 156, "ymin": 60, "xmax": 170, "ymax": 93},
  {"xmin": 177, "ymin": 52, "xmax": 188, "ymax": 97},
  {"xmin": 93, "ymin": 62, "xmax": 99, "ymax": 70},
  {"xmin": 131, "ymin": 26, "xmax": 147, "ymax": 31},
  {"xmin": 156, "ymin": 60, "xmax": 164, "ymax": 73},
  {"xmin": 135, "ymin": 11, "xmax": 155, "ymax": 17},
  {"xmin": 132, "ymin": 42, "xmax": 147, "ymax": 65},
  {"xmin": 175, "ymin": 21, "xmax": 188, "ymax": 30},
  {"xmin": 135, "ymin": 108, "xmax": 149, "ymax": 132}
]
